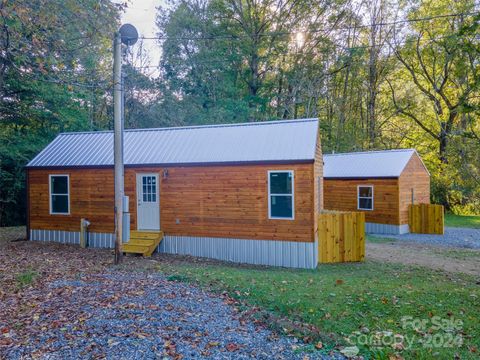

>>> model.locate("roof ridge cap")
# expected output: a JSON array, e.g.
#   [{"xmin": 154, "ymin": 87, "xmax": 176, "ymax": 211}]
[
  {"xmin": 324, "ymin": 148, "xmax": 415, "ymax": 157},
  {"xmin": 58, "ymin": 118, "xmax": 319, "ymax": 136}
]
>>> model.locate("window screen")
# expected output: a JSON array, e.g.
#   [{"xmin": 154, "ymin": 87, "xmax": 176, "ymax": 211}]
[
  {"xmin": 50, "ymin": 175, "xmax": 69, "ymax": 214},
  {"xmin": 269, "ymin": 171, "xmax": 294, "ymax": 219},
  {"xmin": 358, "ymin": 186, "xmax": 373, "ymax": 210}
]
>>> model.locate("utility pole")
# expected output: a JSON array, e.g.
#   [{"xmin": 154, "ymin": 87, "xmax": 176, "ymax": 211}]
[
  {"xmin": 113, "ymin": 24, "xmax": 138, "ymax": 265},
  {"xmin": 113, "ymin": 31, "xmax": 123, "ymax": 265}
]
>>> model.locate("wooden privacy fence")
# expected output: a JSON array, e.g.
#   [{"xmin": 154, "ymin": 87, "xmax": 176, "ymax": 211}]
[
  {"xmin": 409, "ymin": 204, "xmax": 444, "ymax": 235},
  {"xmin": 317, "ymin": 211, "xmax": 365, "ymax": 263}
]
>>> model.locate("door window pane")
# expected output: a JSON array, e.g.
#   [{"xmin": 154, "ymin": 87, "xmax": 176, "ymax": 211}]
[{"xmin": 141, "ymin": 176, "xmax": 157, "ymax": 203}]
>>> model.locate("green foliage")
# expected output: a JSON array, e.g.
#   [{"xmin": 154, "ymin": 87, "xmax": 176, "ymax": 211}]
[
  {"xmin": 156, "ymin": 0, "xmax": 349, "ymax": 124},
  {"xmin": 0, "ymin": 0, "xmax": 123, "ymax": 225},
  {"xmin": 386, "ymin": 0, "xmax": 480, "ymax": 212},
  {"xmin": 0, "ymin": 131, "xmax": 46, "ymax": 225}
]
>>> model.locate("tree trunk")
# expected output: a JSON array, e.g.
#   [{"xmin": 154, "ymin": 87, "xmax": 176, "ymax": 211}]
[
  {"xmin": 367, "ymin": 20, "xmax": 378, "ymax": 149},
  {"xmin": 438, "ymin": 111, "xmax": 457, "ymax": 164},
  {"xmin": 367, "ymin": 85, "xmax": 376, "ymax": 148},
  {"xmin": 439, "ymin": 128, "xmax": 448, "ymax": 164}
]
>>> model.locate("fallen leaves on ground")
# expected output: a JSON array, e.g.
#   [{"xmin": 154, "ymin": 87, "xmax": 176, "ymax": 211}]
[{"xmin": 0, "ymin": 237, "xmax": 335, "ymax": 359}]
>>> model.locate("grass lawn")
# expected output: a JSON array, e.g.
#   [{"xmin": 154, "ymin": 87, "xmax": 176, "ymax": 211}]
[
  {"xmin": 445, "ymin": 213, "xmax": 480, "ymax": 229},
  {"xmin": 2, "ymin": 227, "xmax": 478, "ymax": 358},
  {"xmin": 433, "ymin": 248, "xmax": 480, "ymax": 261},
  {"xmin": 154, "ymin": 260, "xmax": 480, "ymax": 359},
  {"xmin": 366, "ymin": 235, "xmax": 396, "ymax": 243}
]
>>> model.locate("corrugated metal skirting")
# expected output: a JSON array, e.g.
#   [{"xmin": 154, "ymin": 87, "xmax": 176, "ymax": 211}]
[
  {"xmin": 30, "ymin": 229, "xmax": 115, "ymax": 248},
  {"xmin": 30, "ymin": 230, "xmax": 318, "ymax": 268},
  {"xmin": 158, "ymin": 235, "xmax": 318, "ymax": 269},
  {"xmin": 365, "ymin": 223, "xmax": 409, "ymax": 235}
]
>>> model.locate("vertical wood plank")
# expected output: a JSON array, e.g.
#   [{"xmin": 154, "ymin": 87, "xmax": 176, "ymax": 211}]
[
  {"xmin": 330, "ymin": 214, "xmax": 337, "ymax": 263},
  {"xmin": 358, "ymin": 212, "xmax": 365, "ymax": 261},
  {"xmin": 338, "ymin": 214, "xmax": 344, "ymax": 262},
  {"xmin": 343, "ymin": 213, "xmax": 350, "ymax": 262}
]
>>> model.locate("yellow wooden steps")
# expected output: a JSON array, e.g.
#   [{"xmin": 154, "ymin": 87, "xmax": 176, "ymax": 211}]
[{"xmin": 122, "ymin": 231, "xmax": 163, "ymax": 257}]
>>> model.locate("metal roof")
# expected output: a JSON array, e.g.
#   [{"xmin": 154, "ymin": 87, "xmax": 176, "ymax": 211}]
[
  {"xmin": 27, "ymin": 118, "xmax": 319, "ymax": 167},
  {"xmin": 323, "ymin": 149, "xmax": 424, "ymax": 178}
]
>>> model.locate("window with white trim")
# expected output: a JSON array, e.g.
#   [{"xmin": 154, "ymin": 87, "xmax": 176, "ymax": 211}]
[
  {"xmin": 268, "ymin": 170, "xmax": 294, "ymax": 219},
  {"xmin": 358, "ymin": 185, "xmax": 373, "ymax": 210},
  {"xmin": 50, "ymin": 175, "xmax": 70, "ymax": 214}
]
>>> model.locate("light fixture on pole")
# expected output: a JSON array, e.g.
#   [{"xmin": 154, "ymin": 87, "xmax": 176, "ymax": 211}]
[{"xmin": 113, "ymin": 24, "xmax": 138, "ymax": 265}]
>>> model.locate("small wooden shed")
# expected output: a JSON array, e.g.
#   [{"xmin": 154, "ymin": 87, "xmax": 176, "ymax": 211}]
[
  {"xmin": 26, "ymin": 118, "xmax": 323, "ymax": 268},
  {"xmin": 323, "ymin": 149, "xmax": 430, "ymax": 234}
]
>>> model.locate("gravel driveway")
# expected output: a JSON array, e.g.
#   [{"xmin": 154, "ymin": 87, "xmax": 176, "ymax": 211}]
[
  {"xmin": 376, "ymin": 227, "xmax": 480, "ymax": 249},
  {"xmin": 3, "ymin": 272, "xmax": 337, "ymax": 360}
]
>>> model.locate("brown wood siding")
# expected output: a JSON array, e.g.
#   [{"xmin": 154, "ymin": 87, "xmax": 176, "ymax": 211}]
[
  {"xmin": 29, "ymin": 169, "xmax": 115, "ymax": 233},
  {"xmin": 29, "ymin": 163, "xmax": 315, "ymax": 242},
  {"xmin": 324, "ymin": 178, "xmax": 400, "ymax": 225},
  {"xmin": 313, "ymin": 131, "xmax": 323, "ymax": 234},
  {"xmin": 156, "ymin": 164, "xmax": 313, "ymax": 242},
  {"xmin": 398, "ymin": 153, "xmax": 430, "ymax": 224}
]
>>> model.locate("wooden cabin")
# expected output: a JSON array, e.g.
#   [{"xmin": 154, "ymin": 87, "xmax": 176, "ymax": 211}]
[
  {"xmin": 323, "ymin": 149, "xmax": 430, "ymax": 234},
  {"xmin": 26, "ymin": 119, "xmax": 323, "ymax": 268}
]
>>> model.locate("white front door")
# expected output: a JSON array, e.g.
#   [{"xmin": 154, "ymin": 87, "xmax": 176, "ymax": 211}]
[{"xmin": 136, "ymin": 173, "xmax": 160, "ymax": 230}]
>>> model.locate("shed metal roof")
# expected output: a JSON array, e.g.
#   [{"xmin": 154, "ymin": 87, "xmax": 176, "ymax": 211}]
[
  {"xmin": 323, "ymin": 149, "xmax": 425, "ymax": 178},
  {"xmin": 27, "ymin": 118, "xmax": 319, "ymax": 168}
]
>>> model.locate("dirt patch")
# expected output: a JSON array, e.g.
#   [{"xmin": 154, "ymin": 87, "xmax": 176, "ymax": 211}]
[{"xmin": 367, "ymin": 241, "xmax": 480, "ymax": 277}]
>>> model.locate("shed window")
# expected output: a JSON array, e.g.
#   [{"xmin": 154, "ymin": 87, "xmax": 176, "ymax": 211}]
[
  {"xmin": 358, "ymin": 186, "xmax": 373, "ymax": 211},
  {"xmin": 50, "ymin": 175, "xmax": 69, "ymax": 214},
  {"xmin": 268, "ymin": 171, "xmax": 294, "ymax": 219}
]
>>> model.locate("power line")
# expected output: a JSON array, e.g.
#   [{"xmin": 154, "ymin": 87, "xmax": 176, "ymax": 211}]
[
  {"xmin": 19, "ymin": 31, "xmax": 468, "ymax": 86},
  {"xmin": 20, "ymin": 72, "xmax": 112, "ymax": 91},
  {"xmin": 138, "ymin": 11, "xmax": 480, "ymax": 42},
  {"xmin": 130, "ymin": 31, "xmax": 467, "ymax": 71},
  {"xmin": 10, "ymin": 10, "xmax": 477, "ymax": 89}
]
